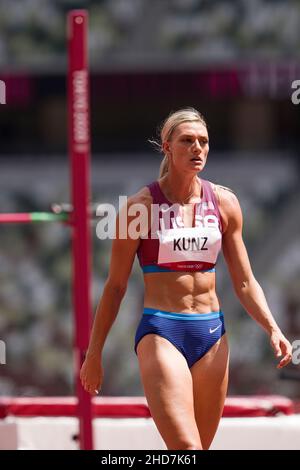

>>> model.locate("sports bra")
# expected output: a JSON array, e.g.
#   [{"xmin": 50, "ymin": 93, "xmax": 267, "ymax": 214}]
[{"xmin": 136, "ymin": 177, "xmax": 223, "ymax": 273}]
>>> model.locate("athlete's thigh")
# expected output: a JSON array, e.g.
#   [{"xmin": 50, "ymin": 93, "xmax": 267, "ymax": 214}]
[
  {"xmin": 136, "ymin": 334, "xmax": 201, "ymax": 450},
  {"xmin": 190, "ymin": 334, "xmax": 229, "ymax": 449}
]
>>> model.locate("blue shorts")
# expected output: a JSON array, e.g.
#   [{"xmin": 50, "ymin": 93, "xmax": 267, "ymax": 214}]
[{"xmin": 135, "ymin": 307, "xmax": 225, "ymax": 368}]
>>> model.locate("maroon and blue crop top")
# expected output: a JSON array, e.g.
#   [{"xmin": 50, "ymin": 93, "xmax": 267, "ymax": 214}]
[{"xmin": 136, "ymin": 178, "xmax": 223, "ymax": 273}]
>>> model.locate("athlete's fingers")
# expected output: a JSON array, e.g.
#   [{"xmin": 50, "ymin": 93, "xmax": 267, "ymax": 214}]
[
  {"xmin": 81, "ymin": 379, "xmax": 89, "ymax": 392},
  {"xmin": 81, "ymin": 377, "xmax": 95, "ymax": 394},
  {"xmin": 83, "ymin": 380, "xmax": 101, "ymax": 395},
  {"xmin": 276, "ymin": 348, "xmax": 282, "ymax": 357},
  {"xmin": 277, "ymin": 353, "xmax": 292, "ymax": 369},
  {"xmin": 277, "ymin": 339, "xmax": 293, "ymax": 368}
]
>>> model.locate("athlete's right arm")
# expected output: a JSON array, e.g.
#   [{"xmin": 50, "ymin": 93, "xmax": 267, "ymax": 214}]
[{"xmin": 80, "ymin": 189, "xmax": 151, "ymax": 395}]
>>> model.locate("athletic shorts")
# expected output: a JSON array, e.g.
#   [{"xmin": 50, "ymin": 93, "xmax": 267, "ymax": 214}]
[{"xmin": 134, "ymin": 307, "xmax": 225, "ymax": 368}]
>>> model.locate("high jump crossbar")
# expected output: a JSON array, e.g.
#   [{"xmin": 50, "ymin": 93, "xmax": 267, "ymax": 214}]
[{"xmin": 0, "ymin": 10, "xmax": 93, "ymax": 450}]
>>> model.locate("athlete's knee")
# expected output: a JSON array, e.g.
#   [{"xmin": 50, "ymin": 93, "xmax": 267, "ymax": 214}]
[
  {"xmin": 184, "ymin": 444, "xmax": 202, "ymax": 450},
  {"xmin": 168, "ymin": 439, "xmax": 202, "ymax": 450}
]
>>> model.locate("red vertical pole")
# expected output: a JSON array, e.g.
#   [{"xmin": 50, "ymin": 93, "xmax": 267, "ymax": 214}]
[{"xmin": 67, "ymin": 10, "xmax": 93, "ymax": 450}]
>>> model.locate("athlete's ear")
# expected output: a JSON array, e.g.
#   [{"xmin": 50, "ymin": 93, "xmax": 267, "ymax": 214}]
[{"xmin": 162, "ymin": 141, "xmax": 171, "ymax": 156}]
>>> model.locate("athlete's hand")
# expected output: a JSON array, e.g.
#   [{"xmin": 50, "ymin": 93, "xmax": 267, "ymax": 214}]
[
  {"xmin": 270, "ymin": 329, "xmax": 293, "ymax": 369},
  {"xmin": 80, "ymin": 352, "xmax": 104, "ymax": 395}
]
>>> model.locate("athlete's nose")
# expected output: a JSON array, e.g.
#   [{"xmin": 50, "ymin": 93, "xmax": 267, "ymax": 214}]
[{"xmin": 192, "ymin": 139, "xmax": 201, "ymax": 153}]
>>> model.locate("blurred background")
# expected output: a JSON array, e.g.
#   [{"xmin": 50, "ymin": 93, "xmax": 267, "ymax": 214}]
[{"xmin": 0, "ymin": 0, "xmax": 299, "ymax": 399}]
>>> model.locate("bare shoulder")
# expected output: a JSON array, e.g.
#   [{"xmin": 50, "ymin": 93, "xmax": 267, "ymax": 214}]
[
  {"xmin": 118, "ymin": 185, "xmax": 152, "ymax": 221},
  {"xmin": 210, "ymin": 182, "xmax": 242, "ymax": 232},
  {"xmin": 126, "ymin": 185, "xmax": 152, "ymax": 209},
  {"xmin": 116, "ymin": 186, "xmax": 153, "ymax": 239},
  {"xmin": 211, "ymin": 182, "xmax": 239, "ymax": 208}
]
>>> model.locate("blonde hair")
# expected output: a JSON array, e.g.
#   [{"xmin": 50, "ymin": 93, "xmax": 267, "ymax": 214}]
[{"xmin": 150, "ymin": 108, "xmax": 207, "ymax": 178}]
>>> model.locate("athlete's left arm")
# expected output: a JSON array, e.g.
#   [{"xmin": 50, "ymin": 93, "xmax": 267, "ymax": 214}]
[{"xmin": 219, "ymin": 187, "xmax": 292, "ymax": 369}]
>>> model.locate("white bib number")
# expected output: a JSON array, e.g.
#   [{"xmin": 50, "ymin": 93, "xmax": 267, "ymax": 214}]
[{"xmin": 157, "ymin": 225, "xmax": 221, "ymax": 265}]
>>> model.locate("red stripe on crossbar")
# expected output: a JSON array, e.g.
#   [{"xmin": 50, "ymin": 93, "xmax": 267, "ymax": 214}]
[{"xmin": 0, "ymin": 213, "xmax": 32, "ymax": 223}]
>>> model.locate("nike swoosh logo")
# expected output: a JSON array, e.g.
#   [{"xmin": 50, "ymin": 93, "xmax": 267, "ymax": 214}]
[{"xmin": 209, "ymin": 324, "xmax": 222, "ymax": 334}]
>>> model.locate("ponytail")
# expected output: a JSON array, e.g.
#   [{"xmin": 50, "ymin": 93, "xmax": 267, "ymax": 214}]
[{"xmin": 159, "ymin": 154, "xmax": 169, "ymax": 178}]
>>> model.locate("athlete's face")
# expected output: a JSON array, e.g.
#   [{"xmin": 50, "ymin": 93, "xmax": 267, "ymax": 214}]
[{"xmin": 163, "ymin": 121, "xmax": 209, "ymax": 174}]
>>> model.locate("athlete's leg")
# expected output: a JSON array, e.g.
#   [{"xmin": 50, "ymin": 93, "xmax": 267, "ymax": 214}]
[
  {"xmin": 136, "ymin": 334, "xmax": 202, "ymax": 450},
  {"xmin": 190, "ymin": 334, "xmax": 229, "ymax": 450}
]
